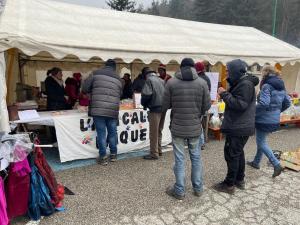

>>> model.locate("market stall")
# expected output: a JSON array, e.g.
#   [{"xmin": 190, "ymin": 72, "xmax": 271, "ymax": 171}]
[
  {"xmin": 1, "ymin": 0, "xmax": 300, "ymax": 145},
  {"xmin": 12, "ymin": 109, "xmax": 172, "ymax": 162}
]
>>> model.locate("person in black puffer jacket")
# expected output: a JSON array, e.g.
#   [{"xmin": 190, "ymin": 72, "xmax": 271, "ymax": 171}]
[
  {"xmin": 213, "ymin": 59, "xmax": 259, "ymax": 195},
  {"xmin": 82, "ymin": 59, "xmax": 122, "ymax": 165}
]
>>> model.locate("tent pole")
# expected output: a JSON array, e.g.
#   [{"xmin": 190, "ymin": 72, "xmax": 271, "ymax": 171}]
[
  {"xmin": 6, "ymin": 49, "xmax": 16, "ymax": 103},
  {"xmin": 220, "ymin": 64, "xmax": 227, "ymax": 90}
]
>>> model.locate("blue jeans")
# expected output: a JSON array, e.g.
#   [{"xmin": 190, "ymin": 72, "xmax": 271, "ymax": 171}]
[
  {"xmin": 93, "ymin": 116, "xmax": 118, "ymax": 158},
  {"xmin": 199, "ymin": 126, "xmax": 205, "ymax": 147},
  {"xmin": 253, "ymin": 129, "xmax": 280, "ymax": 167},
  {"xmin": 172, "ymin": 136, "xmax": 203, "ymax": 196}
]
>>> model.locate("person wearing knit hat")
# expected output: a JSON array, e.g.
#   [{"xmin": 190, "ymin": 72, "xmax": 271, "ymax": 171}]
[
  {"xmin": 180, "ymin": 58, "xmax": 195, "ymax": 68},
  {"xmin": 65, "ymin": 72, "xmax": 82, "ymax": 108},
  {"xmin": 195, "ymin": 61, "xmax": 211, "ymax": 152},
  {"xmin": 82, "ymin": 59, "xmax": 122, "ymax": 165},
  {"xmin": 195, "ymin": 62, "xmax": 211, "ymax": 92},
  {"xmin": 163, "ymin": 57, "xmax": 211, "ymax": 200},
  {"xmin": 158, "ymin": 64, "xmax": 172, "ymax": 82},
  {"xmin": 141, "ymin": 67, "xmax": 166, "ymax": 160}
]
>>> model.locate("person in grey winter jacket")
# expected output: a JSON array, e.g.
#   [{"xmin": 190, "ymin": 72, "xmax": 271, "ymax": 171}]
[
  {"xmin": 162, "ymin": 58, "xmax": 211, "ymax": 200},
  {"xmin": 248, "ymin": 65, "xmax": 291, "ymax": 177},
  {"xmin": 214, "ymin": 59, "xmax": 259, "ymax": 195},
  {"xmin": 82, "ymin": 59, "xmax": 122, "ymax": 165},
  {"xmin": 141, "ymin": 67, "xmax": 165, "ymax": 160}
]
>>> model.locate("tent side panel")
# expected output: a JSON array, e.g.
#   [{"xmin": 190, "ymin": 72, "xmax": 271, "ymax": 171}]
[{"xmin": 0, "ymin": 52, "xmax": 10, "ymax": 132}]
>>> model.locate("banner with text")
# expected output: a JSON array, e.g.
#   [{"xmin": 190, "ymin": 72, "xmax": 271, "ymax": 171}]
[{"xmin": 53, "ymin": 110, "xmax": 171, "ymax": 162}]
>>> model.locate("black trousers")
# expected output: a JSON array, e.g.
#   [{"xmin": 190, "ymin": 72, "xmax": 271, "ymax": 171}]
[{"xmin": 224, "ymin": 135, "xmax": 249, "ymax": 186}]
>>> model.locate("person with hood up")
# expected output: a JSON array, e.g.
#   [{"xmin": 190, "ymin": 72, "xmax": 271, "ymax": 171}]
[
  {"xmin": 162, "ymin": 58, "xmax": 211, "ymax": 200},
  {"xmin": 248, "ymin": 65, "xmax": 290, "ymax": 177},
  {"xmin": 141, "ymin": 67, "xmax": 165, "ymax": 160},
  {"xmin": 214, "ymin": 59, "xmax": 259, "ymax": 195},
  {"xmin": 82, "ymin": 59, "xmax": 122, "ymax": 165}
]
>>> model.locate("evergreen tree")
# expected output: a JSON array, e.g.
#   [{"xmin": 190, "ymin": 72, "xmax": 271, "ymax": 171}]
[
  {"xmin": 149, "ymin": 0, "xmax": 160, "ymax": 16},
  {"xmin": 168, "ymin": 0, "xmax": 185, "ymax": 19},
  {"xmin": 142, "ymin": 0, "xmax": 300, "ymax": 47},
  {"xmin": 106, "ymin": 0, "xmax": 137, "ymax": 12}
]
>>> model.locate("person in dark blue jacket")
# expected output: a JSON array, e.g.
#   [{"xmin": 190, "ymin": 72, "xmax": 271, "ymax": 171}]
[{"xmin": 248, "ymin": 65, "xmax": 291, "ymax": 177}]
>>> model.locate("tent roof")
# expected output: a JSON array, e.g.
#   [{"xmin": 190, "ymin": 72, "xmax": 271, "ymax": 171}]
[{"xmin": 1, "ymin": 0, "xmax": 300, "ymax": 65}]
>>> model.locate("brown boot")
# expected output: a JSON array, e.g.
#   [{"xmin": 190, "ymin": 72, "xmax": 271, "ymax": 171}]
[{"xmin": 213, "ymin": 182, "xmax": 235, "ymax": 195}]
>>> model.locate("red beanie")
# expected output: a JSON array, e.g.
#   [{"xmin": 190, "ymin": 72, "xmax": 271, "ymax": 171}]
[
  {"xmin": 73, "ymin": 73, "xmax": 82, "ymax": 80},
  {"xmin": 158, "ymin": 64, "xmax": 166, "ymax": 70},
  {"xmin": 195, "ymin": 62, "xmax": 205, "ymax": 73}
]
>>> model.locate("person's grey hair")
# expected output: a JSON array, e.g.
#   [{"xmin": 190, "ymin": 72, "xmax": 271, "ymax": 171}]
[{"xmin": 261, "ymin": 65, "xmax": 280, "ymax": 77}]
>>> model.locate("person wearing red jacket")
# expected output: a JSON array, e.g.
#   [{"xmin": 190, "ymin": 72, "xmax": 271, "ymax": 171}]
[{"xmin": 65, "ymin": 73, "xmax": 82, "ymax": 108}]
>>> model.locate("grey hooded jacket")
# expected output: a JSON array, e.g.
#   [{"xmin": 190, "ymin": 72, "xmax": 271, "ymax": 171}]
[
  {"xmin": 141, "ymin": 72, "xmax": 165, "ymax": 112},
  {"xmin": 162, "ymin": 67, "xmax": 211, "ymax": 138},
  {"xmin": 82, "ymin": 66, "xmax": 122, "ymax": 119}
]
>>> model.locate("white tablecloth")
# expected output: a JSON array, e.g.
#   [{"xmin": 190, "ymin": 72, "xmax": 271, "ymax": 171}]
[{"xmin": 12, "ymin": 109, "xmax": 172, "ymax": 162}]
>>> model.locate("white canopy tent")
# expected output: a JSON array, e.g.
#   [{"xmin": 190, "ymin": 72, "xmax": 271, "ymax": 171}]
[
  {"xmin": 1, "ymin": 0, "xmax": 300, "ymax": 65},
  {"xmin": 1, "ymin": 0, "xmax": 300, "ymax": 132}
]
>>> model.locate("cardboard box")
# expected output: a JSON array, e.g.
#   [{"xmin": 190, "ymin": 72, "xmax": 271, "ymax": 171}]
[
  {"xmin": 280, "ymin": 148, "xmax": 300, "ymax": 171},
  {"xmin": 281, "ymin": 161, "xmax": 300, "ymax": 171}
]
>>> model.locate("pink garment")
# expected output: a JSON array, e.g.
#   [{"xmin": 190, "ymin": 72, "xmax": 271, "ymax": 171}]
[
  {"xmin": 0, "ymin": 177, "xmax": 8, "ymax": 225},
  {"xmin": 11, "ymin": 158, "xmax": 31, "ymax": 177},
  {"xmin": 6, "ymin": 159, "xmax": 30, "ymax": 220}
]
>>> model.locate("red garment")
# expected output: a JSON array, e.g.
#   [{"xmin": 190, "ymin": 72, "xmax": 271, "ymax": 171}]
[
  {"xmin": 65, "ymin": 77, "xmax": 80, "ymax": 106},
  {"xmin": 79, "ymin": 93, "xmax": 90, "ymax": 106},
  {"xmin": 159, "ymin": 74, "xmax": 172, "ymax": 82},
  {"xmin": 33, "ymin": 143, "xmax": 60, "ymax": 206},
  {"xmin": 5, "ymin": 159, "xmax": 31, "ymax": 220}
]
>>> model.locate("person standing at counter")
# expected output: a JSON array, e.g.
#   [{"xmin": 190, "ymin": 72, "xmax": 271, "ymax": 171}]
[
  {"xmin": 158, "ymin": 64, "xmax": 172, "ymax": 83},
  {"xmin": 45, "ymin": 67, "xmax": 68, "ymax": 110},
  {"xmin": 82, "ymin": 59, "xmax": 122, "ymax": 165},
  {"xmin": 214, "ymin": 59, "xmax": 259, "ymax": 194},
  {"xmin": 65, "ymin": 72, "xmax": 82, "ymax": 108},
  {"xmin": 141, "ymin": 67, "xmax": 165, "ymax": 160},
  {"xmin": 195, "ymin": 61, "xmax": 211, "ymax": 151},
  {"xmin": 121, "ymin": 73, "xmax": 133, "ymax": 99},
  {"xmin": 132, "ymin": 73, "xmax": 146, "ymax": 93}
]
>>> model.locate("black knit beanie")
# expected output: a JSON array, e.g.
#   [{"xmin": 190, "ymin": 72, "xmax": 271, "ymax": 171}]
[
  {"xmin": 180, "ymin": 58, "xmax": 195, "ymax": 68},
  {"xmin": 105, "ymin": 59, "xmax": 117, "ymax": 70}
]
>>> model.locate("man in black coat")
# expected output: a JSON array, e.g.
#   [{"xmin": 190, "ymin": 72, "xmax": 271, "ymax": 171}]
[{"xmin": 214, "ymin": 59, "xmax": 259, "ymax": 194}]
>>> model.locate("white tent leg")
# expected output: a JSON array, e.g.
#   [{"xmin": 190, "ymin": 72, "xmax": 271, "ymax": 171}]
[{"xmin": 0, "ymin": 52, "xmax": 10, "ymax": 132}]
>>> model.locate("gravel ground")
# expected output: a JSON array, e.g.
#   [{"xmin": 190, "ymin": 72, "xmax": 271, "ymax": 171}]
[{"xmin": 11, "ymin": 127, "xmax": 300, "ymax": 225}]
